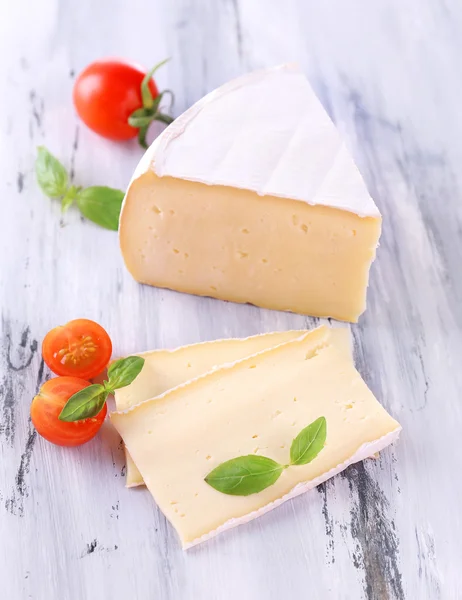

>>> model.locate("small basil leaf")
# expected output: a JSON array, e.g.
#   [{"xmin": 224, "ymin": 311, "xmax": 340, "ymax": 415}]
[
  {"xmin": 290, "ymin": 416, "xmax": 327, "ymax": 466},
  {"xmin": 36, "ymin": 146, "xmax": 69, "ymax": 198},
  {"xmin": 76, "ymin": 186, "xmax": 124, "ymax": 231},
  {"xmin": 205, "ymin": 455, "xmax": 284, "ymax": 496},
  {"xmin": 106, "ymin": 356, "xmax": 145, "ymax": 391},
  {"xmin": 59, "ymin": 384, "xmax": 107, "ymax": 422}
]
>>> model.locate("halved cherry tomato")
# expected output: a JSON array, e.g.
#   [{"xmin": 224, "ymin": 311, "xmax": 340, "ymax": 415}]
[
  {"xmin": 73, "ymin": 59, "xmax": 160, "ymax": 140},
  {"xmin": 42, "ymin": 319, "xmax": 112, "ymax": 379},
  {"xmin": 31, "ymin": 377, "xmax": 107, "ymax": 446}
]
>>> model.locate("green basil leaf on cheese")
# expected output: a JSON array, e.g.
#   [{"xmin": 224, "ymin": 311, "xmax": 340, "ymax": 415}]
[
  {"xmin": 205, "ymin": 455, "xmax": 284, "ymax": 496},
  {"xmin": 59, "ymin": 384, "xmax": 107, "ymax": 422},
  {"xmin": 106, "ymin": 356, "xmax": 145, "ymax": 391},
  {"xmin": 290, "ymin": 416, "xmax": 326, "ymax": 466},
  {"xmin": 76, "ymin": 186, "xmax": 125, "ymax": 231},
  {"xmin": 36, "ymin": 146, "xmax": 69, "ymax": 198}
]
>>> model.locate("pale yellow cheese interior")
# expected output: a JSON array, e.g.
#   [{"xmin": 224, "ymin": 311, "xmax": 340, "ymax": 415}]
[
  {"xmin": 115, "ymin": 328, "xmax": 351, "ymax": 486},
  {"xmin": 110, "ymin": 327, "xmax": 399, "ymax": 547},
  {"xmin": 119, "ymin": 173, "xmax": 381, "ymax": 322},
  {"xmin": 115, "ymin": 331, "xmax": 313, "ymax": 412}
]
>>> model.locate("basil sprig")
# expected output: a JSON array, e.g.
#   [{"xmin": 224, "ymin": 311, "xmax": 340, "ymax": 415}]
[
  {"xmin": 205, "ymin": 416, "xmax": 327, "ymax": 496},
  {"xmin": 36, "ymin": 146, "xmax": 125, "ymax": 231},
  {"xmin": 59, "ymin": 356, "xmax": 145, "ymax": 422},
  {"xmin": 127, "ymin": 58, "xmax": 175, "ymax": 149}
]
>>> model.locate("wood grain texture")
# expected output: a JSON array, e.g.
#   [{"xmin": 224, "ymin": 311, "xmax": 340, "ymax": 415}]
[{"xmin": 0, "ymin": 0, "xmax": 461, "ymax": 598}]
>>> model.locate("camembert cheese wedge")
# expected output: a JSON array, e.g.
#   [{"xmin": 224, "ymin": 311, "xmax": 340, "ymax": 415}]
[
  {"xmin": 119, "ymin": 65, "xmax": 381, "ymax": 322},
  {"xmin": 111, "ymin": 327, "xmax": 401, "ymax": 548},
  {"xmin": 114, "ymin": 328, "xmax": 351, "ymax": 487}
]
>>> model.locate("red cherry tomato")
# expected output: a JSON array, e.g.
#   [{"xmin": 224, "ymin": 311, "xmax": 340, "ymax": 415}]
[
  {"xmin": 31, "ymin": 377, "xmax": 107, "ymax": 447},
  {"xmin": 42, "ymin": 319, "xmax": 112, "ymax": 380},
  {"xmin": 73, "ymin": 59, "xmax": 159, "ymax": 140}
]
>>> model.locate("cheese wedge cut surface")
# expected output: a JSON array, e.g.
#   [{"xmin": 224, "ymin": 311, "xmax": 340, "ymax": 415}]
[
  {"xmin": 119, "ymin": 65, "xmax": 381, "ymax": 322},
  {"xmin": 115, "ymin": 328, "xmax": 351, "ymax": 487},
  {"xmin": 110, "ymin": 327, "xmax": 401, "ymax": 548}
]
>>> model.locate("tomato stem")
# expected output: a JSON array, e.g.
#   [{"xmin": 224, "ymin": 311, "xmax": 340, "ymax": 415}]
[
  {"xmin": 138, "ymin": 125, "xmax": 150, "ymax": 149},
  {"xmin": 129, "ymin": 58, "xmax": 174, "ymax": 149},
  {"xmin": 155, "ymin": 113, "xmax": 174, "ymax": 126},
  {"xmin": 140, "ymin": 58, "xmax": 171, "ymax": 108}
]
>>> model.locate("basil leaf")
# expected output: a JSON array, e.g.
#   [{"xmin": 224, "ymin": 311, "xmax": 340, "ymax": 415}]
[
  {"xmin": 36, "ymin": 146, "xmax": 69, "ymax": 198},
  {"xmin": 106, "ymin": 356, "xmax": 145, "ymax": 391},
  {"xmin": 205, "ymin": 455, "xmax": 284, "ymax": 496},
  {"xmin": 61, "ymin": 185, "xmax": 80, "ymax": 212},
  {"xmin": 61, "ymin": 194, "xmax": 74, "ymax": 212},
  {"xmin": 290, "ymin": 416, "xmax": 327, "ymax": 466},
  {"xmin": 76, "ymin": 186, "xmax": 124, "ymax": 231},
  {"xmin": 59, "ymin": 384, "xmax": 107, "ymax": 422}
]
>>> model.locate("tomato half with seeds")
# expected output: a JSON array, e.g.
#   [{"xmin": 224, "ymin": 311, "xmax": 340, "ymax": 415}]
[
  {"xmin": 42, "ymin": 319, "xmax": 112, "ymax": 379},
  {"xmin": 31, "ymin": 377, "xmax": 107, "ymax": 446}
]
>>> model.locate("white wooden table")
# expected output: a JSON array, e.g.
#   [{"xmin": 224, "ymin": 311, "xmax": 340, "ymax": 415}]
[{"xmin": 1, "ymin": 1, "xmax": 461, "ymax": 598}]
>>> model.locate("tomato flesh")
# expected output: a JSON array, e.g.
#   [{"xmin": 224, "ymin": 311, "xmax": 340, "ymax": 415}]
[
  {"xmin": 73, "ymin": 59, "xmax": 159, "ymax": 140},
  {"xmin": 31, "ymin": 377, "xmax": 107, "ymax": 447},
  {"xmin": 42, "ymin": 318, "xmax": 112, "ymax": 379}
]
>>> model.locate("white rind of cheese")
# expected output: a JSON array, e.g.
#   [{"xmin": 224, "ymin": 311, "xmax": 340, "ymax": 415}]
[
  {"xmin": 183, "ymin": 428, "xmax": 400, "ymax": 549},
  {"xmin": 111, "ymin": 327, "xmax": 401, "ymax": 548},
  {"xmin": 119, "ymin": 65, "xmax": 382, "ymax": 322},
  {"xmin": 114, "ymin": 328, "xmax": 352, "ymax": 488},
  {"xmin": 122, "ymin": 64, "xmax": 379, "ymax": 218}
]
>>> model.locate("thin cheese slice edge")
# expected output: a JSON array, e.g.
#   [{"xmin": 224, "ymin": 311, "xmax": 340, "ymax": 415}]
[
  {"xmin": 110, "ymin": 327, "xmax": 401, "ymax": 548},
  {"xmin": 115, "ymin": 328, "xmax": 351, "ymax": 487}
]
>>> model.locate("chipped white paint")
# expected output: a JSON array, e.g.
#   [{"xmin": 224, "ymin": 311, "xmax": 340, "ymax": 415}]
[{"xmin": 0, "ymin": 0, "xmax": 461, "ymax": 599}]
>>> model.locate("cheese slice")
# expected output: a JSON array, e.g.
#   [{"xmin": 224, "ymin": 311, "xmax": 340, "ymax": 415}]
[
  {"xmin": 110, "ymin": 326, "xmax": 401, "ymax": 548},
  {"xmin": 119, "ymin": 64, "xmax": 381, "ymax": 322},
  {"xmin": 115, "ymin": 328, "xmax": 351, "ymax": 487}
]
